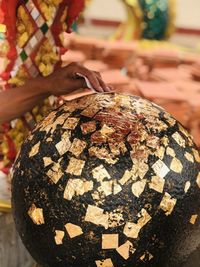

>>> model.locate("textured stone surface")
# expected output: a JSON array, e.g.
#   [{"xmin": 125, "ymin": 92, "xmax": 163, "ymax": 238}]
[{"xmin": 12, "ymin": 93, "xmax": 200, "ymax": 267}]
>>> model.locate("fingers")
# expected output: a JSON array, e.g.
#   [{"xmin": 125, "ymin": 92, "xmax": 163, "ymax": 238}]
[{"xmin": 67, "ymin": 63, "xmax": 112, "ymax": 93}]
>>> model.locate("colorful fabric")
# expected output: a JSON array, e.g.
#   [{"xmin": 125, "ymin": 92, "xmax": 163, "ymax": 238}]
[{"xmin": 0, "ymin": 0, "xmax": 85, "ymax": 199}]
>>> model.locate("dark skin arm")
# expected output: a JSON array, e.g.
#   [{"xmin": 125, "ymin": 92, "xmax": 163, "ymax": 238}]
[{"xmin": 0, "ymin": 63, "xmax": 111, "ymax": 124}]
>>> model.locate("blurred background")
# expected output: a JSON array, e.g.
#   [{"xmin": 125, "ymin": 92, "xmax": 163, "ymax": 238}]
[{"xmin": 63, "ymin": 0, "xmax": 200, "ymax": 148}]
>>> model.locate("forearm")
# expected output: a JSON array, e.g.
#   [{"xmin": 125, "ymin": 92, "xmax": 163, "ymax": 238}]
[{"xmin": 0, "ymin": 77, "xmax": 51, "ymax": 124}]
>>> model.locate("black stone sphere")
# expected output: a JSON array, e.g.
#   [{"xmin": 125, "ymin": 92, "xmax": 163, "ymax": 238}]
[{"xmin": 12, "ymin": 93, "xmax": 200, "ymax": 267}]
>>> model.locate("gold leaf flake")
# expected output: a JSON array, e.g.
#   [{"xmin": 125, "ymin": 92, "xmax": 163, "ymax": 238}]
[
  {"xmin": 190, "ymin": 214, "xmax": 198, "ymax": 225},
  {"xmin": 196, "ymin": 172, "xmax": 200, "ymax": 188},
  {"xmin": 159, "ymin": 192, "xmax": 177, "ymax": 216},
  {"xmin": 123, "ymin": 222, "xmax": 141, "ymax": 239},
  {"xmin": 100, "ymin": 124, "xmax": 115, "ymax": 137},
  {"xmin": 184, "ymin": 181, "xmax": 191, "ymax": 193},
  {"xmin": 63, "ymin": 117, "xmax": 79, "ymax": 130},
  {"xmin": 85, "ymin": 205, "xmax": 109, "ymax": 229},
  {"xmin": 89, "ymin": 147, "xmax": 118, "ymax": 164},
  {"xmin": 102, "ymin": 234, "xmax": 119, "ymax": 249},
  {"xmin": 47, "ymin": 162, "xmax": 63, "ymax": 184},
  {"xmin": 140, "ymin": 251, "xmax": 154, "ymax": 262},
  {"xmin": 152, "ymin": 159, "xmax": 170, "ymax": 178},
  {"xmin": 113, "ymin": 180, "xmax": 122, "ymax": 195},
  {"xmin": 192, "ymin": 149, "xmax": 200, "ymax": 163},
  {"xmin": 54, "ymin": 230, "xmax": 65, "ymax": 245},
  {"xmin": 63, "ymin": 179, "xmax": 93, "ymax": 200},
  {"xmin": 81, "ymin": 104, "xmax": 101, "ymax": 117},
  {"xmin": 137, "ymin": 209, "xmax": 152, "ymax": 228},
  {"xmin": 81, "ymin": 121, "xmax": 96, "ymax": 135},
  {"xmin": 149, "ymin": 176, "xmax": 165, "ymax": 193},
  {"xmin": 43, "ymin": 157, "xmax": 53, "ymax": 167},
  {"xmin": 95, "ymin": 258, "xmax": 114, "ymax": 267},
  {"xmin": 131, "ymin": 179, "xmax": 147, "ymax": 198},
  {"xmin": 119, "ymin": 170, "xmax": 132, "ymax": 185},
  {"xmin": 184, "ymin": 152, "xmax": 194, "ymax": 163},
  {"xmin": 109, "ymin": 142, "xmax": 127, "ymax": 156},
  {"xmin": 69, "ymin": 138, "xmax": 87, "ymax": 157},
  {"xmin": 66, "ymin": 157, "xmax": 85, "ymax": 176},
  {"xmin": 65, "ymin": 223, "xmax": 83, "ymax": 238},
  {"xmin": 28, "ymin": 204, "xmax": 44, "ymax": 225},
  {"xmin": 154, "ymin": 146, "xmax": 165, "ymax": 160},
  {"xmin": 161, "ymin": 136, "xmax": 169, "ymax": 147},
  {"xmin": 55, "ymin": 131, "xmax": 71, "ymax": 156},
  {"xmin": 29, "ymin": 142, "xmax": 40, "ymax": 157},
  {"xmin": 170, "ymin": 158, "xmax": 183, "ymax": 173},
  {"xmin": 92, "ymin": 165, "xmax": 111, "ymax": 182},
  {"xmin": 131, "ymin": 161, "xmax": 149, "ymax": 180},
  {"xmin": 108, "ymin": 209, "xmax": 124, "ymax": 228},
  {"xmin": 116, "ymin": 240, "xmax": 135, "ymax": 260},
  {"xmin": 172, "ymin": 132, "xmax": 186, "ymax": 147},
  {"xmin": 146, "ymin": 136, "xmax": 160, "ymax": 149},
  {"xmin": 97, "ymin": 181, "xmax": 113, "ymax": 196},
  {"xmin": 166, "ymin": 147, "xmax": 176, "ymax": 157}
]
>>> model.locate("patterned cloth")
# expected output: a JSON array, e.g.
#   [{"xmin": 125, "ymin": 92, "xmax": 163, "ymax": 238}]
[{"xmin": 0, "ymin": 0, "xmax": 85, "ymax": 200}]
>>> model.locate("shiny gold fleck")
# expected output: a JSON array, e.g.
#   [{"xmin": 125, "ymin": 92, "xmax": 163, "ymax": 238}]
[
  {"xmin": 89, "ymin": 147, "xmax": 118, "ymax": 164},
  {"xmin": 64, "ymin": 179, "xmax": 93, "ymax": 200},
  {"xmin": 170, "ymin": 158, "xmax": 183, "ymax": 173},
  {"xmin": 109, "ymin": 142, "xmax": 127, "ymax": 156},
  {"xmin": 47, "ymin": 162, "xmax": 63, "ymax": 184},
  {"xmin": 29, "ymin": 141, "xmax": 41, "ymax": 157},
  {"xmin": 159, "ymin": 192, "xmax": 177, "ymax": 216},
  {"xmin": 184, "ymin": 181, "xmax": 191, "ymax": 193},
  {"xmin": 43, "ymin": 157, "xmax": 53, "ymax": 167},
  {"xmin": 95, "ymin": 258, "xmax": 114, "ymax": 267},
  {"xmin": 131, "ymin": 161, "xmax": 149, "ymax": 180},
  {"xmin": 119, "ymin": 170, "xmax": 132, "ymax": 185},
  {"xmin": 137, "ymin": 209, "xmax": 152, "ymax": 228},
  {"xmin": 28, "ymin": 204, "xmax": 44, "ymax": 225},
  {"xmin": 140, "ymin": 251, "xmax": 154, "ymax": 262},
  {"xmin": 81, "ymin": 104, "xmax": 101, "ymax": 118},
  {"xmin": 80, "ymin": 121, "xmax": 96, "ymax": 135},
  {"xmin": 65, "ymin": 223, "xmax": 83, "ymax": 238},
  {"xmin": 146, "ymin": 136, "xmax": 160, "ymax": 149},
  {"xmin": 192, "ymin": 149, "xmax": 200, "ymax": 163},
  {"xmin": 97, "ymin": 181, "xmax": 113, "ymax": 196},
  {"xmin": 123, "ymin": 222, "xmax": 141, "ymax": 239},
  {"xmin": 92, "ymin": 165, "xmax": 111, "ymax": 182},
  {"xmin": 184, "ymin": 152, "xmax": 194, "ymax": 163},
  {"xmin": 102, "ymin": 234, "xmax": 119, "ymax": 249},
  {"xmin": 149, "ymin": 176, "xmax": 165, "ymax": 193},
  {"xmin": 196, "ymin": 172, "xmax": 200, "ymax": 188},
  {"xmin": 85, "ymin": 205, "xmax": 108, "ymax": 229},
  {"xmin": 154, "ymin": 146, "xmax": 165, "ymax": 160},
  {"xmin": 152, "ymin": 159, "xmax": 170, "ymax": 178},
  {"xmin": 63, "ymin": 117, "xmax": 79, "ymax": 130},
  {"xmin": 161, "ymin": 136, "xmax": 169, "ymax": 147},
  {"xmin": 166, "ymin": 147, "xmax": 176, "ymax": 157},
  {"xmin": 172, "ymin": 132, "xmax": 186, "ymax": 147},
  {"xmin": 108, "ymin": 209, "xmax": 124, "ymax": 228},
  {"xmin": 100, "ymin": 124, "xmax": 115, "ymax": 137},
  {"xmin": 66, "ymin": 157, "xmax": 85, "ymax": 176},
  {"xmin": 131, "ymin": 179, "xmax": 147, "ymax": 198},
  {"xmin": 190, "ymin": 215, "xmax": 198, "ymax": 225},
  {"xmin": 55, "ymin": 131, "xmax": 71, "ymax": 156},
  {"xmin": 69, "ymin": 138, "xmax": 87, "ymax": 157},
  {"xmin": 113, "ymin": 180, "xmax": 122, "ymax": 195},
  {"xmin": 123, "ymin": 209, "xmax": 151, "ymax": 239},
  {"xmin": 54, "ymin": 230, "xmax": 65, "ymax": 245},
  {"xmin": 116, "ymin": 240, "xmax": 135, "ymax": 260}
]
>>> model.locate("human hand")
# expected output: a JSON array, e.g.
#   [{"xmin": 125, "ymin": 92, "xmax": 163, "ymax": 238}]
[{"xmin": 44, "ymin": 62, "xmax": 112, "ymax": 96}]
